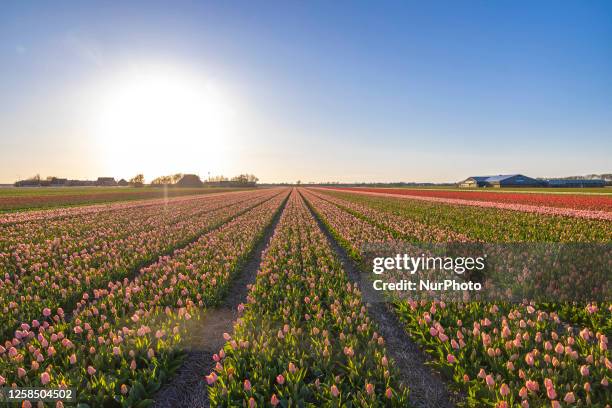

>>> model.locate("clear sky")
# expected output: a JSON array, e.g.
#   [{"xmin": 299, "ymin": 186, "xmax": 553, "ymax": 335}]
[{"xmin": 1, "ymin": 0, "xmax": 610, "ymax": 183}]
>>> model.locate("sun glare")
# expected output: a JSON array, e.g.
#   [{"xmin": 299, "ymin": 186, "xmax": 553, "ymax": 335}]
[{"xmin": 90, "ymin": 65, "xmax": 236, "ymax": 180}]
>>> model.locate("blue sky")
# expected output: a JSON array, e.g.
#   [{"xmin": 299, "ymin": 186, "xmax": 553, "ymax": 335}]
[{"xmin": 1, "ymin": 0, "xmax": 610, "ymax": 183}]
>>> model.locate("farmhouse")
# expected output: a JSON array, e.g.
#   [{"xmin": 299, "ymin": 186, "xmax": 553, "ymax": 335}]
[
  {"xmin": 459, "ymin": 174, "xmax": 543, "ymax": 188},
  {"xmin": 96, "ymin": 177, "xmax": 117, "ymax": 186},
  {"xmin": 49, "ymin": 177, "xmax": 68, "ymax": 186}
]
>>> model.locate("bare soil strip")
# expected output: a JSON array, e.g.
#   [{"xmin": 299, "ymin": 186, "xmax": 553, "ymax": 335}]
[
  {"xmin": 152, "ymin": 196, "xmax": 288, "ymax": 408},
  {"xmin": 303, "ymin": 192, "xmax": 461, "ymax": 408}
]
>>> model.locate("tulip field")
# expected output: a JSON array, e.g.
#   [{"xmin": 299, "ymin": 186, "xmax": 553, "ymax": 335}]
[
  {"xmin": 0, "ymin": 186, "xmax": 610, "ymax": 407},
  {"xmin": 301, "ymin": 188, "xmax": 611, "ymax": 408},
  {"xmin": 0, "ymin": 187, "xmax": 240, "ymax": 213}
]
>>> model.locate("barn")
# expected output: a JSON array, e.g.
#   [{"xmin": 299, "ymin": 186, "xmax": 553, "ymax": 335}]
[
  {"xmin": 459, "ymin": 174, "xmax": 543, "ymax": 188},
  {"xmin": 458, "ymin": 176, "xmax": 489, "ymax": 188},
  {"xmin": 96, "ymin": 177, "xmax": 117, "ymax": 186},
  {"xmin": 176, "ymin": 174, "xmax": 204, "ymax": 187}
]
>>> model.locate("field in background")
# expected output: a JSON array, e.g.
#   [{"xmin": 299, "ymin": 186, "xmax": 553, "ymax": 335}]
[
  {"xmin": 0, "ymin": 186, "xmax": 253, "ymax": 212},
  {"xmin": 342, "ymin": 186, "xmax": 612, "ymax": 195}
]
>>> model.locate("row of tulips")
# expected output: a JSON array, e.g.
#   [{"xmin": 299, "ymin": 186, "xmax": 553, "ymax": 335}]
[
  {"xmin": 318, "ymin": 189, "xmax": 611, "ymax": 242},
  {"xmin": 208, "ymin": 190, "xmax": 409, "ymax": 406},
  {"xmin": 332, "ymin": 187, "xmax": 612, "ymax": 213},
  {"xmin": 303, "ymin": 189, "xmax": 611, "ymax": 407},
  {"xmin": 0, "ymin": 189, "xmax": 289, "ymax": 407},
  {"xmin": 0, "ymin": 190, "xmax": 267, "ymax": 275},
  {"xmin": 0, "ymin": 188, "xmax": 245, "ymax": 225},
  {"xmin": 308, "ymin": 189, "xmax": 612, "ymax": 331},
  {"xmin": 0, "ymin": 190, "xmax": 280, "ymax": 342},
  {"xmin": 396, "ymin": 301, "xmax": 611, "ymax": 407},
  {"xmin": 0, "ymin": 187, "xmax": 235, "ymax": 214},
  {"xmin": 306, "ymin": 189, "xmax": 470, "ymax": 242}
]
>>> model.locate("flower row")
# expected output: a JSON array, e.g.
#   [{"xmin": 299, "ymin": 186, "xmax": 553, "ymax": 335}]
[
  {"xmin": 332, "ymin": 187, "xmax": 612, "ymax": 214},
  {"xmin": 0, "ymin": 189, "xmax": 289, "ymax": 406},
  {"xmin": 0, "ymin": 190, "xmax": 280, "ymax": 341},
  {"xmin": 208, "ymin": 190, "xmax": 408, "ymax": 406},
  {"xmin": 317, "ymin": 189, "xmax": 611, "ymax": 242},
  {"xmin": 303, "ymin": 188, "xmax": 611, "ymax": 407}
]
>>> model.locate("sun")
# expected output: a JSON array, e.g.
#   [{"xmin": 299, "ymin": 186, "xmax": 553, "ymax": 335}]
[{"xmin": 89, "ymin": 64, "xmax": 236, "ymax": 180}]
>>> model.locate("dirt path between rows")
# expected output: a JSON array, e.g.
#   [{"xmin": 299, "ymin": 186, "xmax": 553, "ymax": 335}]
[
  {"xmin": 152, "ymin": 197, "xmax": 287, "ymax": 408},
  {"xmin": 303, "ymin": 193, "xmax": 462, "ymax": 408}
]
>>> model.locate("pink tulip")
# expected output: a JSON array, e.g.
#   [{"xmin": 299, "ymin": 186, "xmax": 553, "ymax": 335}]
[
  {"xmin": 500, "ymin": 383, "xmax": 510, "ymax": 397},
  {"xmin": 248, "ymin": 397, "xmax": 256, "ymax": 408},
  {"xmin": 385, "ymin": 387, "xmax": 393, "ymax": 399},
  {"xmin": 330, "ymin": 385, "xmax": 340, "ymax": 397},
  {"xmin": 271, "ymin": 394, "xmax": 279, "ymax": 406},
  {"xmin": 205, "ymin": 372, "xmax": 217, "ymax": 385},
  {"xmin": 525, "ymin": 380, "xmax": 539, "ymax": 393},
  {"xmin": 365, "ymin": 383, "xmax": 374, "ymax": 395},
  {"xmin": 276, "ymin": 374, "xmax": 285, "ymax": 385},
  {"xmin": 563, "ymin": 392, "xmax": 575, "ymax": 403},
  {"xmin": 447, "ymin": 354, "xmax": 456, "ymax": 364},
  {"xmin": 87, "ymin": 366, "xmax": 96, "ymax": 376},
  {"xmin": 580, "ymin": 365, "xmax": 589, "ymax": 376},
  {"xmin": 243, "ymin": 379, "xmax": 251, "ymax": 391},
  {"xmin": 41, "ymin": 372, "xmax": 50, "ymax": 385}
]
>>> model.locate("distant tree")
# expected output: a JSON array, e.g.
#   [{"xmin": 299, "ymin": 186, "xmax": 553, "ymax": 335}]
[
  {"xmin": 130, "ymin": 174, "xmax": 145, "ymax": 187},
  {"xmin": 151, "ymin": 175, "xmax": 172, "ymax": 185},
  {"xmin": 210, "ymin": 175, "xmax": 228, "ymax": 182},
  {"xmin": 296, "ymin": 180, "xmax": 301, "ymax": 185},
  {"xmin": 171, "ymin": 173, "xmax": 183, "ymax": 184},
  {"xmin": 230, "ymin": 174, "xmax": 259, "ymax": 184}
]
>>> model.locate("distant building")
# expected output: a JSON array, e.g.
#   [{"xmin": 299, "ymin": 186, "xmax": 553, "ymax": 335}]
[
  {"xmin": 67, "ymin": 179, "xmax": 96, "ymax": 186},
  {"xmin": 176, "ymin": 174, "xmax": 204, "ymax": 187},
  {"xmin": 49, "ymin": 177, "xmax": 68, "ymax": 186},
  {"xmin": 459, "ymin": 176, "xmax": 490, "ymax": 188},
  {"xmin": 545, "ymin": 179, "xmax": 605, "ymax": 188},
  {"xmin": 117, "ymin": 179, "xmax": 129, "ymax": 186},
  {"xmin": 459, "ymin": 174, "xmax": 543, "ymax": 188},
  {"xmin": 96, "ymin": 177, "xmax": 117, "ymax": 186}
]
